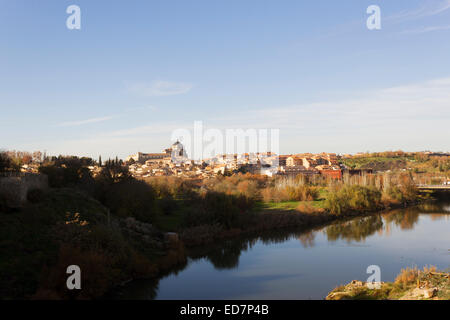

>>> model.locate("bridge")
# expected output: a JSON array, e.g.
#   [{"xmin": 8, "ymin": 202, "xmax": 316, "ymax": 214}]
[{"xmin": 416, "ymin": 184, "xmax": 450, "ymax": 191}]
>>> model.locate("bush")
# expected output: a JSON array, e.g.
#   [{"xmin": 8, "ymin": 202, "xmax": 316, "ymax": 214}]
[
  {"xmin": 324, "ymin": 185, "xmax": 381, "ymax": 215},
  {"xmin": 0, "ymin": 193, "xmax": 8, "ymax": 212},
  {"xmin": 159, "ymin": 197, "xmax": 177, "ymax": 215},
  {"xmin": 383, "ymin": 174, "xmax": 418, "ymax": 204},
  {"xmin": 100, "ymin": 179, "xmax": 157, "ymax": 223},
  {"xmin": 184, "ymin": 191, "xmax": 255, "ymax": 229},
  {"xmin": 395, "ymin": 267, "xmax": 418, "ymax": 287},
  {"xmin": 0, "ymin": 152, "xmax": 11, "ymax": 172},
  {"xmin": 296, "ymin": 202, "xmax": 324, "ymax": 214},
  {"xmin": 27, "ymin": 188, "xmax": 45, "ymax": 204},
  {"xmin": 236, "ymin": 180, "xmax": 260, "ymax": 200},
  {"xmin": 144, "ymin": 176, "xmax": 198, "ymax": 199}
]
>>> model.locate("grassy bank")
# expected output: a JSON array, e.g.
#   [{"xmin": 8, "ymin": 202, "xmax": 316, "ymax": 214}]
[{"xmin": 326, "ymin": 267, "xmax": 450, "ymax": 300}]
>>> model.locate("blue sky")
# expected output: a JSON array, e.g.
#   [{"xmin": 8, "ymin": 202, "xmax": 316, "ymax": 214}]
[{"xmin": 1, "ymin": 0, "xmax": 450, "ymax": 159}]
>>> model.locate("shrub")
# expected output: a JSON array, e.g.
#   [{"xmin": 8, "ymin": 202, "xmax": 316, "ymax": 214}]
[
  {"xmin": 395, "ymin": 267, "xmax": 418, "ymax": 287},
  {"xmin": 159, "ymin": 196, "xmax": 177, "ymax": 215},
  {"xmin": 0, "ymin": 193, "xmax": 8, "ymax": 212},
  {"xmin": 27, "ymin": 188, "xmax": 45, "ymax": 204},
  {"xmin": 184, "ymin": 191, "xmax": 255, "ymax": 229},
  {"xmin": 237, "ymin": 180, "xmax": 260, "ymax": 200},
  {"xmin": 144, "ymin": 176, "xmax": 198, "ymax": 199},
  {"xmin": 383, "ymin": 175, "xmax": 418, "ymax": 204},
  {"xmin": 296, "ymin": 202, "xmax": 324, "ymax": 214},
  {"xmin": 324, "ymin": 185, "xmax": 381, "ymax": 215},
  {"xmin": 0, "ymin": 152, "xmax": 12, "ymax": 172},
  {"xmin": 100, "ymin": 179, "xmax": 157, "ymax": 223}
]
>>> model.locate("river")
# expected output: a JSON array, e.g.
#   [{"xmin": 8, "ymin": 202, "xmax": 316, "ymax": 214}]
[{"xmin": 113, "ymin": 200, "xmax": 450, "ymax": 300}]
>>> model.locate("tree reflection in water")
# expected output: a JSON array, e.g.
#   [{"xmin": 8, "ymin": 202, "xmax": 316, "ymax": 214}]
[
  {"xmin": 298, "ymin": 231, "xmax": 316, "ymax": 248},
  {"xmin": 383, "ymin": 208, "xmax": 420, "ymax": 231},
  {"xmin": 324, "ymin": 215, "xmax": 384, "ymax": 243},
  {"xmin": 205, "ymin": 240, "xmax": 252, "ymax": 270}
]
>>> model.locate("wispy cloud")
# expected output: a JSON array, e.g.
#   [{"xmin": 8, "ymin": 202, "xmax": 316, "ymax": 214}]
[
  {"xmin": 388, "ymin": 0, "xmax": 450, "ymax": 22},
  {"xmin": 248, "ymin": 77, "xmax": 450, "ymax": 128},
  {"xmin": 398, "ymin": 24, "xmax": 450, "ymax": 34},
  {"xmin": 128, "ymin": 80, "xmax": 193, "ymax": 97},
  {"xmin": 57, "ymin": 115, "xmax": 114, "ymax": 127}
]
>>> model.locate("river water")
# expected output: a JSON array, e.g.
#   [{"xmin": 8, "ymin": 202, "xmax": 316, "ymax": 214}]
[{"xmin": 114, "ymin": 200, "xmax": 450, "ymax": 300}]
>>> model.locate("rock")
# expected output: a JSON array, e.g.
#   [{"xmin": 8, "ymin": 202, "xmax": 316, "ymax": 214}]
[
  {"xmin": 423, "ymin": 288, "xmax": 437, "ymax": 299},
  {"xmin": 123, "ymin": 217, "xmax": 154, "ymax": 234},
  {"xmin": 164, "ymin": 232, "xmax": 179, "ymax": 247},
  {"xmin": 326, "ymin": 292, "xmax": 353, "ymax": 300},
  {"xmin": 366, "ymin": 281, "xmax": 383, "ymax": 289},
  {"xmin": 124, "ymin": 217, "xmax": 136, "ymax": 228},
  {"xmin": 350, "ymin": 280, "xmax": 364, "ymax": 287},
  {"xmin": 411, "ymin": 287, "xmax": 438, "ymax": 299}
]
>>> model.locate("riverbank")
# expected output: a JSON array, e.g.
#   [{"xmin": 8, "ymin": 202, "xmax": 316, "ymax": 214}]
[
  {"xmin": 115, "ymin": 196, "xmax": 431, "ymax": 297},
  {"xmin": 178, "ymin": 196, "xmax": 427, "ymax": 248},
  {"xmin": 326, "ymin": 267, "xmax": 450, "ymax": 300},
  {"xmin": 122, "ymin": 195, "xmax": 434, "ymax": 298}
]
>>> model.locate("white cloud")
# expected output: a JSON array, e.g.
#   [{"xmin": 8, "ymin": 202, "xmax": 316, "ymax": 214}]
[
  {"xmin": 129, "ymin": 81, "xmax": 193, "ymax": 97},
  {"xmin": 57, "ymin": 115, "xmax": 114, "ymax": 127}
]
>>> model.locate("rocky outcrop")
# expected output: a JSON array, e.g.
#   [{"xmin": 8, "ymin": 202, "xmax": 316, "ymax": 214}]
[
  {"xmin": 164, "ymin": 232, "xmax": 179, "ymax": 248},
  {"xmin": 0, "ymin": 173, "xmax": 48, "ymax": 208},
  {"xmin": 326, "ymin": 280, "xmax": 384, "ymax": 300},
  {"xmin": 326, "ymin": 271, "xmax": 449, "ymax": 300},
  {"xmin": 121, "ymin": 217, "xmax": 163, "ymax": 248}
]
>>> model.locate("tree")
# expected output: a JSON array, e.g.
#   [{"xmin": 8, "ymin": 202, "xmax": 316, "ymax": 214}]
[
  {"xmin": 32, "ymin": 151, "xmax": 43, "ymax": 163},
  {"xmin": 96, "ymin": 162, "xmax": 130, "ymax": 185},
  {"xmin": 0, "ymin": 152, "xmax": 11, "ymax": 172}
]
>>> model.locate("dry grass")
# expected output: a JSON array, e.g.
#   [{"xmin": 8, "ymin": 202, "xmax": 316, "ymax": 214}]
[
  {"xmin": 395, "ymin": 267, "xmax": 419, "ymax": 286},
  {"xmin": 395, "ymin": 266, "xmax": 437, "ymax": 287},
  {"xmin": 296, "ymin": 202, "xmax": 325, "ymax": 214}
]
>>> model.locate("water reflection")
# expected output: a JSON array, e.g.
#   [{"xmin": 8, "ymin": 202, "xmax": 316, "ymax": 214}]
[
  {"xmin": 298, "ymin": 231, "xmax": 316, "ymax": 248},
  {"xmin": 383, "ymin": 208, "xmax": 419, "ymax": 231},
  {"xmin": 112, "ymin": 200, "xmax": 450, "ymax": 300},
  {"xmin": 197, "ymin": 240, "xmax": 253, "ymax": 270},
  {"xmin": 324, "ymin": 215, "xmax": 383, "ymax": 242}
]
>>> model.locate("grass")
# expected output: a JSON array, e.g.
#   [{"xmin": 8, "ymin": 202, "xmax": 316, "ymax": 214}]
[
  {"xmin": 154, "ymin": 210, "xmax": 184, "ymax": 232},
  {"xmin": 258, "ymin": 200, "xmax": 326, "ymax": 212},
  {"xmin": 260, "ymin": 201, "xmax": 301, "ymax": 210}
]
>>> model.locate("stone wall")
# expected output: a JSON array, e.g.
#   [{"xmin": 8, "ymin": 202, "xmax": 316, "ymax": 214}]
[{"xmin": 0, "ymin": 173, "xmax": 48, "ymax": 208}]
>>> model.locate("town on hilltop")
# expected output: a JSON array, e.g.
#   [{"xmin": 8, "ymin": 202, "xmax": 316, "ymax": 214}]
[{"xmin": 125, "ymin": 141, "xmax": 355, "ymax": 179}]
